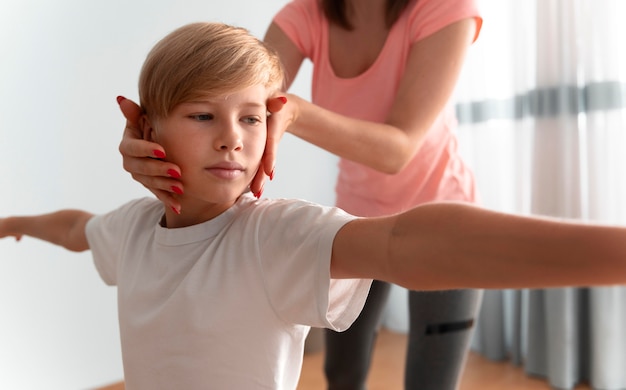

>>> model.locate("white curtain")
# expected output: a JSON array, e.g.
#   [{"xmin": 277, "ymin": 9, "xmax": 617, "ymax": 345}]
[{"xmin": 454, "ymin": 0, "xmax": 626, "ymax": 389}]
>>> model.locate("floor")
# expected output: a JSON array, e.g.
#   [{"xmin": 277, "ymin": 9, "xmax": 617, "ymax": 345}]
[
  {"xmin": 96, "ymin": 329, "xmax": 592, "ymax": 390},
  {"xmin": 297, "ymin": 329, "xmax": 591, "ymax": 390}
]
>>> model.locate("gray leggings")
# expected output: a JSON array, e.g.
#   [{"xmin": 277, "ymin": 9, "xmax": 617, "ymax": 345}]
[{"xmin": 324, "ymin": 280, "xmax": 483, "ymax": 390}]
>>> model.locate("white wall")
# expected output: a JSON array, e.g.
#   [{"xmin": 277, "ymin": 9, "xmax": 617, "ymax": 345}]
[{"xmin": 0, "ymin": 1, "xmax": 337, "ymax": 388}]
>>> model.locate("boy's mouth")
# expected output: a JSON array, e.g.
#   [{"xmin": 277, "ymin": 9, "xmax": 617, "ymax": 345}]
[{"xmin": 205, "ymin": 162, "xmax": 245, "ymax": 180}]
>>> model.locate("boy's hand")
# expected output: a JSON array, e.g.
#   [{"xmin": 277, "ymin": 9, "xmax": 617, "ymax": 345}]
[
  {"xmin": 0, "ymin": 217, "xmax": 23, "ymax": 241},
  {"xmin": 117, "ymin": 96, "xmax": 183, "ymax": 213}
]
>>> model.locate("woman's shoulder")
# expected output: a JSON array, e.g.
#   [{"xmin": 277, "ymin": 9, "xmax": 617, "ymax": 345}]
[
  {"xmin": 406, "ymin": 0, "xmax": 482, "ymax": 43},
  {"xmin": 274, "ymin": 0, "xmax": 322, "ymax": 25},
  {"xmin": 272, "ymin": 0, "xmax": 326, "ymax": 58}
]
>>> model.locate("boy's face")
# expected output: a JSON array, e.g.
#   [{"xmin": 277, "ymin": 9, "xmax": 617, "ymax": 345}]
[{"xmin": 146, "ymin": 84, "xmax": 269, "ymax": 223}]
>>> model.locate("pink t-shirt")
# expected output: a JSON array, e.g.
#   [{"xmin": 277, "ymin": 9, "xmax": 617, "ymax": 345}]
[{"xmin": 274, "ymin": 0, "xmax": 483, "ymax": 217}]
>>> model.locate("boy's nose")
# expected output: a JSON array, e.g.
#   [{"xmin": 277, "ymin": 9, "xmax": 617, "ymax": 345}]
[{"xmin": 214, "ymin": 123, "xmax": 243, "ymax": 151}]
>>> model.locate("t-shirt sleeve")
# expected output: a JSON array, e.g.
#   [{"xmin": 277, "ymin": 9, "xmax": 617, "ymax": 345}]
[
  {"xmin": 409, "ymin": 0, "xmax": 483, "ymax": 43},
  {"xmin": 85, "ymin": 198, "xmax": 153, "ymax": 286},
  {"xmin": 254, "ymin": 199, "xmax": 372, "ymax": 331},
  {"xmin": 272, "ymin": 0, "xmax": 321, "ymax": 59}
]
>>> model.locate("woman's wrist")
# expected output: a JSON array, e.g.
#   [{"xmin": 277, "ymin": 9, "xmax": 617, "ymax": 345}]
[{"xmin": 284, "ymin": 93, "xmax": 302, "ymax": 134}]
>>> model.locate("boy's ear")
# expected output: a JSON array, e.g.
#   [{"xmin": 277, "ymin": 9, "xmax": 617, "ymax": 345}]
[{"xmin": 139, "ymin": 114, "xmax": 156, "ymax": 142}]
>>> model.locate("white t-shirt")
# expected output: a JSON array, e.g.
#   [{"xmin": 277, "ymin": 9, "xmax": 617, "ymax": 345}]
[{"xmin": 85, "ymin": 193, "xmax": 371, "ymax": 390}]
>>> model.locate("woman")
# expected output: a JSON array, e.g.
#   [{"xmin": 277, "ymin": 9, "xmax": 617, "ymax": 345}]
[{"xmin": 118, "ymin": 0, "xmax": 483, "ymax": 388}]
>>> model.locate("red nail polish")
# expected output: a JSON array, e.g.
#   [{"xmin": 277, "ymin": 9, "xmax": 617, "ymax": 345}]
[
  {"xmin": 171, "ymin": 206, "xmax": 181, "ymax": 215},
  {"xmin": 277, "ymin": 96, "xmax": 287, "ymax": 104},
  {"xmin": 153, "ymin": 150, "xmax": 166, "ymax": 159},
  {"xmin": 116, "ymin": 96, "xmax": 126, "ymax": 104},
  {"xmin": 269, "ymin": 168, "xmax": 275, "ymax": 181},
  {"xmin": 167, "ymin": 169, "xmax": 181, "ymax": 178},
  {"xmin": 171, "ymin": 186, "xmax": 184, "ymax": 195}
]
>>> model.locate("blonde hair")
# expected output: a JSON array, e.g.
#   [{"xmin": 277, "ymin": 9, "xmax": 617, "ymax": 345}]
[{"xmin": 139, "ymin": 22, "xmax": 285, "ymax": 119}]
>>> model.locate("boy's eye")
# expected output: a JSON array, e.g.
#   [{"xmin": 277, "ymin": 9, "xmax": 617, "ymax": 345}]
[
  {"xmin": 242, "ymin": 116, "xmax": 262, "ymax": 125},
  {"xmin": 191, "ymin": 114, "xmax": 213, "ymax": 121}
]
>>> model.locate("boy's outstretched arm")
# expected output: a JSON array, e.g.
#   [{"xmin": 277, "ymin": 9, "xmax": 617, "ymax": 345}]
[
  {"xmin": 0, "ymin": 210, "xmax": 93, "ymax": 252},
  {"xmin": 331, "ymin": 202, "xmax": 626, "ymax": 290}
]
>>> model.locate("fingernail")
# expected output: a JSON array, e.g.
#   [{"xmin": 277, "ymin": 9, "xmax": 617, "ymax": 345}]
[
  {"xmin": 269, "ymin": 168, "xmax": 275, "ymax": 181},
  {"xmin": 116, "ymin": 96, "xmax": 126, "ymax": 104},
  {"xmin": 254, "ymin": 187, "xmax": 264, "ymax": 199},
  {"xmin": 153, "ymin": 150, "xmax": 166, "ymax": 159},
  {"xmin": 167, "ymin": 169, "xmax": 181, "ymax": 178},
  {"xmin": 171, "ymin": 206, "xmax": 181, "ymax": 215},
  {"xmin": 171, "ymin": 186, "xmax": 184, "ymax": 195},
  {"xmin": 277, "ymin": 96, "xmax": 287, "ymax": 104}
]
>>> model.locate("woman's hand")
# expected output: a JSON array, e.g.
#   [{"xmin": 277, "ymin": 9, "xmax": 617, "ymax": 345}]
[
  {"xmin": 249, "ymin": 95, "xmax": 294, "ymax": 197},
  {"xmin": 117, "ymin": 96, "xmax": 183, "ymax": 213}
]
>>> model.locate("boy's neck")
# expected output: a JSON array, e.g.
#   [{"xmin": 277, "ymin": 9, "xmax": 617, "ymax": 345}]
[{"xmin": 161, "ymin": 197, "xmax": 240, "ymax": 228}]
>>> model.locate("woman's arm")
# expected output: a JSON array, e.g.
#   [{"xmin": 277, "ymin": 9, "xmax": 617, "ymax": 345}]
[
  {"xmin": 0, "ymin": 210, "xmax": 93, "ymax": 252},
  {"xmin": 264, "ymin": 22, "xmax": 306, "ymax": 90},
  {"xmin": 267, "ymin": 18, "xmax": 478, "ymax": 174},
  {"xmin": 331, "ymin": 202, "xmax": 626, "ymax": 290}
]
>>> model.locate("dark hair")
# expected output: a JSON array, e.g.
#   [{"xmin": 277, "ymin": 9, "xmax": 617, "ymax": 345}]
[{"xmin": 321, "ymin": 0, "xmax": 411, "ymax": 30}]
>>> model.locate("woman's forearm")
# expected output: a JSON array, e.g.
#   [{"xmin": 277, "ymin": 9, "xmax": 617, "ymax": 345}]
[{"xmin": 287, "ymin": 94, "xmax": 423, "ymax": 173}]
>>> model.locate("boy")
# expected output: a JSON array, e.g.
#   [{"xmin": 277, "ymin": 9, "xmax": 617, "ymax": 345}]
[{"xmin": 2, "ymin": 22, "xmax": 626, "ymax": 389}]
